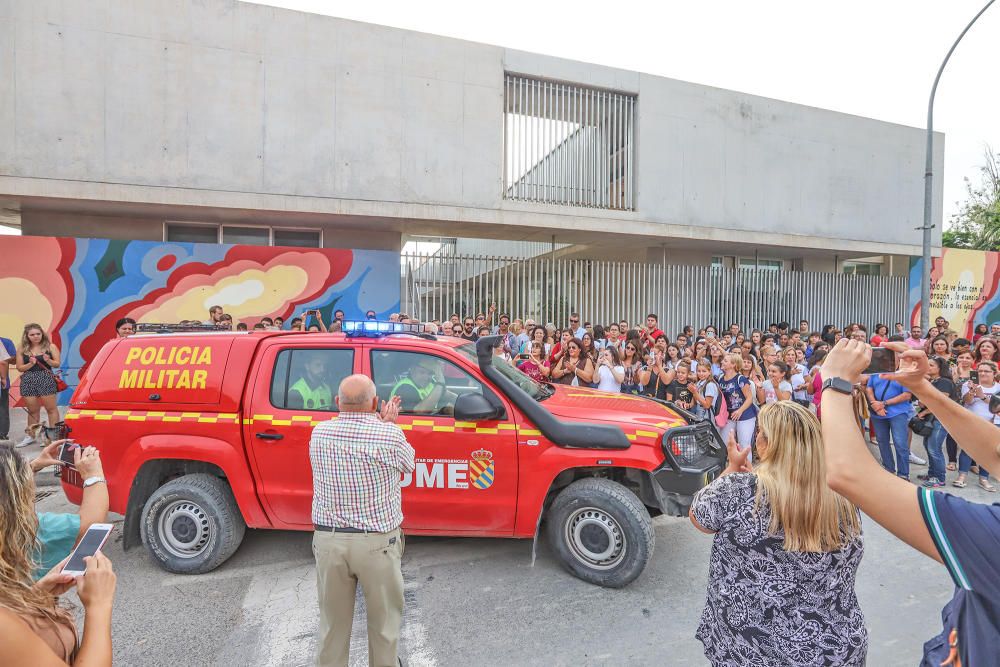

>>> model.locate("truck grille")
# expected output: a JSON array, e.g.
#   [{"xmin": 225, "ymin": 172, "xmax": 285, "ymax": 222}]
[{"xmin": 664, "ymin": 423, "xmax": 723, "ymax": 468}]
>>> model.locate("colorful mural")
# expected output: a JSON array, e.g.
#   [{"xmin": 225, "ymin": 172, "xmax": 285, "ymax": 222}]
[
  {"xmin": 0, "ymin": 236, "xmax": 400, "ymax": 402},
  {"xmin": 908, "ymin": 247, "xmax": 1000, "ymax": 336}
]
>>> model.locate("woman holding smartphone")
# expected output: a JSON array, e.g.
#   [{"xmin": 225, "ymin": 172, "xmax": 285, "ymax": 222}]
[
  {"xmin": 644, "ymin": 349, "xmax": 674, "ymax": 401},
  {"xmin": 956, "ymin": 360, "xmax": 999, "ymax": 491},
  {"xmin": 516, "ymin": 341, "xmax": 550, "ymax": 383},
  {"xmin": 0, "ymin": 445, "xmax": 117, "ymax": 665},
  {"xmin": 14, "ymin": 324, "xmax": 61, "ymax": 448},
  {"xmin": 620, "ymin": 341, "xmax": 650, "ymax": 395},
  {"xmin": 594, "ymin": 347, "xmax": 626, "ymax": 393}
]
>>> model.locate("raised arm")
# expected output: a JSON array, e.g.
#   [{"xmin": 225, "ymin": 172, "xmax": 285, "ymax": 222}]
[
  {"xmin": 883, "ymin": 342, "xmax": 1000, "ymax": 473},
  {"xmin": 820, "ymin": 340, "xmax": 941, "ymax": 563}
]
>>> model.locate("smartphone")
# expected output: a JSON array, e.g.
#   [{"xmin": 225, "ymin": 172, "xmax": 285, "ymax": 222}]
[
  {"xmin": 62, "ymin": 523, "xmax": 114, "ymax": 575},
  {"xmin": 864, "ymin": 348, "xmax": 896, "ymax": 375},
  {"xmin": 59, "ymin": 441, "xmax": 80, "ymax": 468},
  {"xmin": 970, "ymin": 370, "xmax": 979, "ymax": 385}
]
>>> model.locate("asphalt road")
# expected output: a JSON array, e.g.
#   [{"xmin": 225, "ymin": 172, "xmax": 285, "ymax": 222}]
[{"xmin": 17, "ymin": 409, "xmax": 995, "ymax": 667}]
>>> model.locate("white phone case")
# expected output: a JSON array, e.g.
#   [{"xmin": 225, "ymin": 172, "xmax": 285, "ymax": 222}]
[{"xmin": 61, "ymin": 523, "xmax": 114, "ymax": 575}]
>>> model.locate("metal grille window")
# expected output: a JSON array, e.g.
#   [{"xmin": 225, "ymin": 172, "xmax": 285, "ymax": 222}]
[{"xmin": 504, "ymin": 74, "xmax": 636, "ymax": 210}]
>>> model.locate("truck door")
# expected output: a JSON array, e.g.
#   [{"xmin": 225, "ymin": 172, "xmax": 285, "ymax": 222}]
[
  {"xmin": 367, "ymin": 348, "xmax": 518, "ymax": 534},
  {"xmin": 245, "ymin": 342, "xmax": 357, "ymax": 527}
]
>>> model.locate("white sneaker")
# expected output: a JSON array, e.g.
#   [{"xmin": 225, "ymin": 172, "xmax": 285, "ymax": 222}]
[
  {"xmin": 15, "ymin": 436, "xmax": 35, "ymax": 448},
  {"xmin": 909, "ymin": 453, "xmax": 927, "ymax": 466}
]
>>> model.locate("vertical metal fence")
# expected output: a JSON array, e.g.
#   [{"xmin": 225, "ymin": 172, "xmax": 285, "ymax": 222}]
[
  {"xmin": 401, "ymin": 253, "xmax": 908, "ymax": 331},
  {"xmin": 503, "ymin": 74, "xmax": 635, "ymax": 210}
]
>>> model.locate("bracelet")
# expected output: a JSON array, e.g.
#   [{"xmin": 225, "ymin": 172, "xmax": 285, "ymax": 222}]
[{"xmin": 83, "ymin": 476, "xmax": 107, "ymax": 488}]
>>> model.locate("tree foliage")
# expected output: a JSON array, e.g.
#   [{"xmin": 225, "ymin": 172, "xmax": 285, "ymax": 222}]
[{"xmin": 944, "ymin": 146, "xmax": 1000, "ymax": 250}]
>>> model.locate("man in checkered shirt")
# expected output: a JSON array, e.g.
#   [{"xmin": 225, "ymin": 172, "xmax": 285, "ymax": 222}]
[{"xmin": 310, "ymin": 374, "xmax": 415, "ymax": 667}]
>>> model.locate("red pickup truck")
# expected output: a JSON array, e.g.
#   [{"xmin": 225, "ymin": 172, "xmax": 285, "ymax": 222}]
[{"xmin": 61, "ymin": 326, "xmax": 724, "ymax": 587}]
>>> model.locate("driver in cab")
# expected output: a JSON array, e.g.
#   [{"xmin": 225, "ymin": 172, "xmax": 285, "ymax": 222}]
[
  {"xmin": 391, "ymin": 357, "xmax": 456, "ymax": 415},
  {"xmin": 289, "ymin": 354, "xmax": 333, "ymax": 410}
]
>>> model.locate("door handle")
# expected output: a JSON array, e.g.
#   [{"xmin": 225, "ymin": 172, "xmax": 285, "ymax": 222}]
[{"xmin": 255, "ymin": 432, "xmax": 284, "ymax": 441}]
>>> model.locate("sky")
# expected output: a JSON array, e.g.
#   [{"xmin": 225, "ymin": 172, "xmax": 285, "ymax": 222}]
[{"xmin": 249, "ymin": 0, "xmax": 1000, "ymax": 228}]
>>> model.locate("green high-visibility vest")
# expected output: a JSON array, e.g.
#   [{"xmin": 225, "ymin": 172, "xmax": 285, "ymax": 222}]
[
  {"xmin": 390, "ymin": 377, "xmax": 435, "ymax": 405},
  {"xmin": 290, "ymin": 377, "xmax": 332, "ymax": 410}
]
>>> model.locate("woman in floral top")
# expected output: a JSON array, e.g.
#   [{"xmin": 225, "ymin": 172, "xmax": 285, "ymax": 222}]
[{"xmin": 689, "ymin": 401, "xmax": 867, "ymax": 667}]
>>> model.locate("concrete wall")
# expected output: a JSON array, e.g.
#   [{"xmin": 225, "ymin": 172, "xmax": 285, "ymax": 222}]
[{"xmin": 0, "ymin": 0, "xmax": 942, "ymax": 257}]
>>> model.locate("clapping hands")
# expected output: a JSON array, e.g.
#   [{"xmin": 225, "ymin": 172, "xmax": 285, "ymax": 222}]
[{"xmin": 379, "ymin": 396, "xmax": 401, "ymax": 423}]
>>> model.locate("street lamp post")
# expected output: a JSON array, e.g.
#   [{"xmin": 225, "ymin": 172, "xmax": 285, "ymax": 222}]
[{"xmin": 920, "ymin": 0, "xmax": 996, "ymax": 332}]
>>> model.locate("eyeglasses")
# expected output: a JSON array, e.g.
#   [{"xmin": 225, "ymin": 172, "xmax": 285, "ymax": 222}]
[
  {"xmin": 464, "ymin": 322, "xmax": 474, "ymax": 327},
  {"xmin": 570, "ymin": 319, "xmax": 579, "ymax": 323}
]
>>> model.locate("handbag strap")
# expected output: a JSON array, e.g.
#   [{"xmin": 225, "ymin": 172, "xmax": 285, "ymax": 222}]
[{"xmin": 875, "ymin": 378, "xmax": 890, "ymax": 402}]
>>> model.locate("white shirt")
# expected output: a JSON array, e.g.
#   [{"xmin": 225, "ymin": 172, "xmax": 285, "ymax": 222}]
[
  {"xmin": 790, "ymin": 373, "xmax": 808, "ymax": 401},
  {"xmin": 961, "ymin": 382, "xmax": 1000, "ymax": 423},
  {"xmin": 762, "ymin": 379, "xmax": 792, "ymax": 404},
  {"xmin": 0, "ymin": 344, "xmax": 9, "ymax": 364},
  {"xmin": 596, "ymin": 365, "xmax": 624, "ymax": 392}
]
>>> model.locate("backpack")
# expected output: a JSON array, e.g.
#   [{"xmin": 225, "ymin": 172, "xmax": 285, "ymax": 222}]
[{"xmin": 703, "ymin": 379, "xmax": 728, "ymax": 427}]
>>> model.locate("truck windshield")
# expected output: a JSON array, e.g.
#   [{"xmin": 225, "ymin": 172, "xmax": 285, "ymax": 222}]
[{"xmin": 452, "ymin": 342, "xmax": 552, "ymax": 401}]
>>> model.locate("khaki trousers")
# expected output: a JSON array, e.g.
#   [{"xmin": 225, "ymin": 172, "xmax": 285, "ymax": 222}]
[{"xmin": 313, "ymin": 528, "xmax": 405, "ymax": 667}]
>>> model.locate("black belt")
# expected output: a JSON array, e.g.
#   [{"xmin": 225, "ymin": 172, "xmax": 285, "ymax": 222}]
[{"xmin": 314, "ymin": 524, "xmax": 392, "ymax": 533}]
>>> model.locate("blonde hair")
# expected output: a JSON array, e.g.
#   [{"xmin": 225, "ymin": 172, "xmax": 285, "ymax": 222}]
[
  {"xmin": 753, "ymin": 402, "xmax": 861, "ymax": 552},
  {"xmin": 724, "ymin": 352, "xmax": 744, "ymax": 372},
  {"xmin": 0, "ymin": 446, "xmax": 72, "ymax": 626},
  {"xmin": 20, "ymin": 323, "xmax": 51, "ymax": 356}
]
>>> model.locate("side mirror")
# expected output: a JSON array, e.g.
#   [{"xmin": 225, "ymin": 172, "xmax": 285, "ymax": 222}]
[{"xmin": 454, "ymin": 393, "xmax": 499, "ymax": 422}]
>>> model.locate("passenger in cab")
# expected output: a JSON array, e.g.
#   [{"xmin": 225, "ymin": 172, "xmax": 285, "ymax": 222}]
[
  {"xmin": 390, "ymin": 358, "xmax": 456, "ymax": 415},
  {"xmin": 288, "ymin": 355, "xmax": 333, "ymax": 411}
]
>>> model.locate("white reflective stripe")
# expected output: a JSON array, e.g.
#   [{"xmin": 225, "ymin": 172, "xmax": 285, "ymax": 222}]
[{"xmin": 920, "ymin": 487, "xmax": 972, "ymax": 590}]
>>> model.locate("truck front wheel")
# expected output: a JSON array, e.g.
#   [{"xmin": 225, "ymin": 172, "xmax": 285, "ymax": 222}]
[
  {"xmin": 546, "ymin": 478, "xmax": 654, "ymax": 588},
  {"xmin": 140, "ymin": 473, "xmax": 246, "ymax": 574}
]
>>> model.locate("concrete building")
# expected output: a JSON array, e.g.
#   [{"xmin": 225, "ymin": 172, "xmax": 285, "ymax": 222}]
[{"xmin": 0, "ymin": 0, "xmax": 942, "ymax": 274}]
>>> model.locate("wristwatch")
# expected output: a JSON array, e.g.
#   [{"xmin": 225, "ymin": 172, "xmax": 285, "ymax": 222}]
[
  {"xmin": 83, "ymin": 476, "xmax": 107, "ymax": 488},
  {"xmin": 821, "ymin": 377, "xmax": 854, "ymax": 395}
]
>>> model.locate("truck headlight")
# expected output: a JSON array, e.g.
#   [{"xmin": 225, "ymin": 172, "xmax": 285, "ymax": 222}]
[{"xmin": 663, "ymin": 423, "xmax": 722, "ymax": 470}]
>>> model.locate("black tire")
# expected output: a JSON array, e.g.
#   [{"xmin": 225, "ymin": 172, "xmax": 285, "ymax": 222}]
[
  {"xmin": 546, "ymin": 478, "xmax": 654, "ymax": 588},
  {"xmin": 140, "ymin": 473, "xmax": 246, "ymax": 574}
]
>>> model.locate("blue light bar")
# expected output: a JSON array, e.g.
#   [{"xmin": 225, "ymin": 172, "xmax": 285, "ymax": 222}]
[{"xmin": 342, "ymin": 320, "xmax": 424, "ymax": 337}]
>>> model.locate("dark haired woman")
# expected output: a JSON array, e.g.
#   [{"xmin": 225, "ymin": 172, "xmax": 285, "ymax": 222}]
[
  {"xmin": 114, "ymin": 318, "xmax": 136, "ymax": 338},
  {"xmin": 550, "ymin": 338, "xmax": 594, "ymax": 387},
  {"xmin": 620, "ymin": 340, "xmax": 650, "ymax": 395}
]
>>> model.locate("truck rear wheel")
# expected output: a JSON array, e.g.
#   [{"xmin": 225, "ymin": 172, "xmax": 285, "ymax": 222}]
[
  {"xmin": 140, "ymin": 473, "xmax": 246, "ymax": 574},
  {"xmin": 546, "ymin": 478, "xmax": 654, "ymax": 588}
]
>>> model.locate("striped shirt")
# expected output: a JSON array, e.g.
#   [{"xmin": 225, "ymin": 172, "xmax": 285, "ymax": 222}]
[
  {"xmin": 917, "ymin": 486, "xmax": 1000, "ymax": 667},
  {"xmin": 309, "ymin": 412, "xmax": 415, "ymax": 532}
]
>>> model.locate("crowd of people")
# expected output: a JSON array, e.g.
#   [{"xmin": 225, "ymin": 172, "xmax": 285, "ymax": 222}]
[
  {"xmin": 2, "ymin": 304, "xmax": 999, "ymax": 666},
  {"xmin": 418, "ymin": 309, "xmax": 998, "ymax": 490}
]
